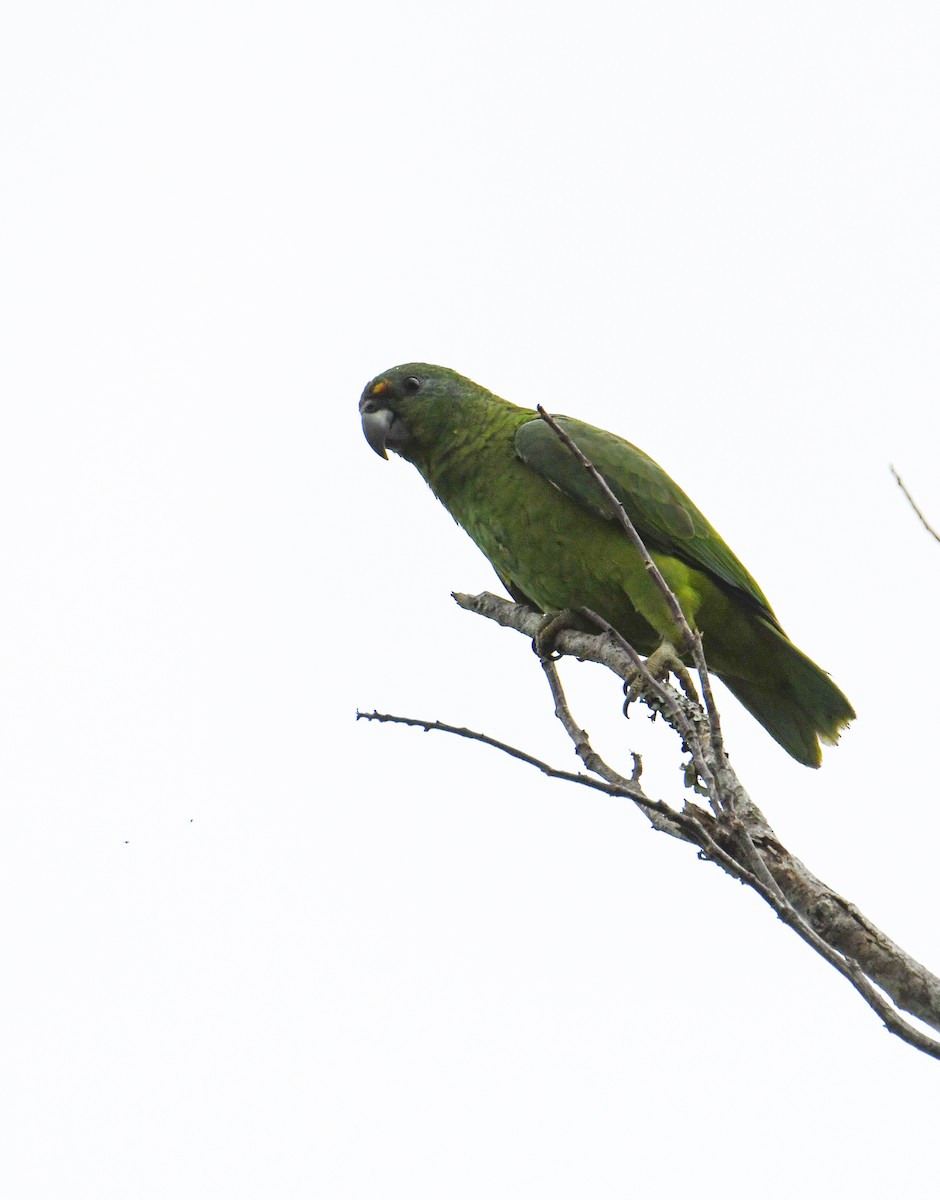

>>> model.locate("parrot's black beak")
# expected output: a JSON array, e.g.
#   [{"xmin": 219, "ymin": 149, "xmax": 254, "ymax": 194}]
[
  {"xmin": 360, "ymin": 400, "xmax": 394, "ymax": 459},
  {"xmin": 360, "ymin": 395, "xmax": 411, "ymax": 459}
]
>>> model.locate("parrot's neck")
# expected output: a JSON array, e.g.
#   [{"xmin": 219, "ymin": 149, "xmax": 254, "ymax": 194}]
[{"xmin": 417, "ymin": 407, "xmax": 528, "ymax": 516}]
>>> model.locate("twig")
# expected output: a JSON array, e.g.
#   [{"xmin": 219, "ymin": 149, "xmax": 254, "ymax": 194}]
[
  {"xmin": 355, "ymin": 709, "xmax": 648, "ymax": 805},
  {"xmin": 538, "ymin": 657, "xmax": 697, "ymax": 840},
  {"xmin": 452, "ymin": 590, "xmax": 656, "ymax": 685},
  {"xmin": 535, "ymin": 407, "xmax": 695, "ymax": 649},
  {"xmin": 577, "ymin": 606, "xmax": 718, "ymax": 806},
  {"xmin": 891, "ymin": 466, "xmax": 940, "ymax": 544},
  {"xmin": 535, "ymin": 406, "xmax": 723, "ymax": 745}
]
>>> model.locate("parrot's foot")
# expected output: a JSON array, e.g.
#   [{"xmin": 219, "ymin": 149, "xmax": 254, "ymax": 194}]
[
  {"xmin": 531, "ymin": 609, "xmax": 580, "ymax": 660},
  {"xmin": 622, "ymin": 641, "xmax": 697, "ymax": 713}
]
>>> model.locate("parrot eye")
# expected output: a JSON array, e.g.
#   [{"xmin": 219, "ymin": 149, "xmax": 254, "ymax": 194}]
[{"xmin": 401, "ymin": 375, "xmax": 422, "ymax": 395}]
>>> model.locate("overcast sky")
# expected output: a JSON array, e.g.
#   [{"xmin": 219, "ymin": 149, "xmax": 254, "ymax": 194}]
[{"xmin": 2, "ymin": 3, "xmax": 940, "ymax": 1196}]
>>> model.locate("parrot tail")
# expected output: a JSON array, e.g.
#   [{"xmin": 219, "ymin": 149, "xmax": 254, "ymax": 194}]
[{"xmin": 717, "ymin": 621, "xmax": 855, "ymax": 768}]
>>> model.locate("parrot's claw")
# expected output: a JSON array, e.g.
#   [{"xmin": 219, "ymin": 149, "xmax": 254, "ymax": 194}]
[
  {"xmin": 532, "ymin": 609, "xmax": 579, "ymax": 660},
  {"xmin": 622, "ymin": 641, "xmax": 695, "ymax": 714},
  {"xmin": 644, "ymin": 641, "xmax": 687, "ymax": 682}
]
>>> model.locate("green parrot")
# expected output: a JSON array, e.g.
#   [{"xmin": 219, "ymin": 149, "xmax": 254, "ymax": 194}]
[{"xmin": 360, "ymin": 363, "xmax": 854, "ymax": 767}]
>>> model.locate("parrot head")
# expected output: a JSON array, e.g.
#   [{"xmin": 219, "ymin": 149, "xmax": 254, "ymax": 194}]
[{"xmin": 359, "ymin": 363, "xmax": 484, "ymax": 464}]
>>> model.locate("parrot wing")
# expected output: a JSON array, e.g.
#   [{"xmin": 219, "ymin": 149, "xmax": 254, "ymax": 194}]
[{"xmin": 514, "ymin": 416, "xmax": 779, "ymax": 625}]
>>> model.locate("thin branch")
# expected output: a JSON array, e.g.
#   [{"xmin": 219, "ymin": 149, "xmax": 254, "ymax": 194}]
[
  {"xmin": 577, "ymin": 606, "xmax": 718, "ymax": 806},
  {"xmin": 691, "ymin": 631, "xmax": 732, "ymax": 779},
  {"xmin": 538, "ymin": 657, "xmax": 697, "ymax": 841},
  {"xmin": 535, "ymin": 406, "xmax": 696, "ymax": 650},
  {"xmin": 355, "ymin": 709, "xmax": 648, "ymax": 805},
  {"xmin": 452, "ymin": 590, "xmax": 653, "ymax": 684},
  {"xmin": 535, "ymin": 406, "xmax": 723, "ymax": 743},
  {"xmin": 891, "ymin": 465, "xmax": 940, "ymax": 544}
]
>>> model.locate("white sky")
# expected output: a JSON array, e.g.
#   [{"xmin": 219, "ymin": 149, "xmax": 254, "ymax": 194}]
[{"xmin": 2, "ymin": 2, "xmax": 940, "ymax": 1196}]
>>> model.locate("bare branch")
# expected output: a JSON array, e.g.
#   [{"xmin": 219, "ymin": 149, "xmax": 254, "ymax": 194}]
[
  {"xmin": 359, "ymin": 680, "xmax": 940, "ymax": 1060},
  {"xmin": 576, "ymin": 606, "xmax": 718, "ymax": 808},
  {"xmin": 357, "ymin": 708, "xmax": 661, "ymax": 814},
  {"xmin": 535, "ymin": 406, "xmax": 696, "ymax": 651},
  {"xmin": 535, "ymin": 406, "xmax": 724, "ymax": 751},
  {"xmin": 537, "ymin": 656, "xmax": 696, "ymax": 841},
  {"xmin": 891, "ymin": 465, "xmax": 940, "ymax": 544},
  {"xmin": 441, "ymin": 589, "xmax": 940, "ymax": 1058}
]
